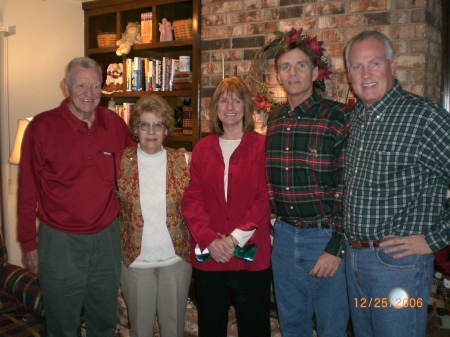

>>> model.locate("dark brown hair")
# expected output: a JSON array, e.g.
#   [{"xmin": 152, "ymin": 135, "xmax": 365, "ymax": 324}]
[{"xmin": 275, "ymin": 40, "xmax": 318, "ymax": 72}]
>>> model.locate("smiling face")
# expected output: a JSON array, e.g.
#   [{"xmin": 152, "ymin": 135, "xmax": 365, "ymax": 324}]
[
  {"xmin": 276, "ymin": 48, "xmax": 318, "ymax": 109},
  {"xmin": 137, "ymin": 112, "xmax": 166, "ymax": 155},
  {"xmin": 217, "ymin": 91, "xmax": 245, "ymax": 131},
  {"xmin": 64, "ymin": 64, "xmax": 102, "ymax": 119},
  {"xmin": 347, "ymin": 36, "xmax": 396, "ymax": 109}
]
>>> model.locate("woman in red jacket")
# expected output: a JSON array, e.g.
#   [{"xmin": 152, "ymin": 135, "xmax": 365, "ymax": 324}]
[{"xmin": 182, "ymin": 77, "xmax": 272, "ymax": 337}]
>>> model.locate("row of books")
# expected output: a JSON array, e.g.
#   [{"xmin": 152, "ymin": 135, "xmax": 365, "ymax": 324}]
[
  {"xmin": 126, "ymin": 57, "xmax": 189, "ymax": 92},
  {"xmin": 115, "ymin": 102, "xmax": 135, "ymax": 126},
  {"xmin": 172, "ymin": 71, "xmax": 193, "ymax": 90},
  {"xmin": 141, "ymin": 12, "xmax": 152, "ymax": 44}
]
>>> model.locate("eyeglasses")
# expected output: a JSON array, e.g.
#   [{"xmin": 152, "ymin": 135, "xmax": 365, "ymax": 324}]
[{"xmin": 137, "ymin": 121, "xmax": 165, "ymax": 132}]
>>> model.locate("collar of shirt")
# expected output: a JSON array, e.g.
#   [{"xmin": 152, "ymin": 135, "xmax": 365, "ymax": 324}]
[
  {"xmin": 60, "ymin": 97, "xmax": 108, "ymax": 134},
  {"xmin": 272, "ymin": 92, "xmax": 323, "ymax": 120},
  {"xmin": 291, "ymin": 92, "xmax": 324, "ymax": 117},
  {"xmin": 355, "ymin": 80, "xmax": 402, "ymax": 121}
]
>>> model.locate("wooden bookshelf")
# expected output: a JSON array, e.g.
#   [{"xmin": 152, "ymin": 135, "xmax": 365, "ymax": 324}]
[{"xmin": 83, "ymin": 0, "xmax": 201, "ymax": 150}]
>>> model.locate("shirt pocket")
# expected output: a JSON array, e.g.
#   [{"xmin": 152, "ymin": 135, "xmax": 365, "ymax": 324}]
[
  {"xmin": 367, "ymin": 151, "xmax": 417, "ymax": 189},
  {"xmin": 95, "ymin": 147, "xmax": 121, "ymax": 186}
]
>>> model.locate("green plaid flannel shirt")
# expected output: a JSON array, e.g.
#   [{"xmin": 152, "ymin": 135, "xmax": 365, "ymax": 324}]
[
  {"xmin": 266, "ymin": 92, "xmax": 350, "ymax": 257},
  {"xmin": 343, "ymin": 81, "xmax": 450, "ymax": 252}
]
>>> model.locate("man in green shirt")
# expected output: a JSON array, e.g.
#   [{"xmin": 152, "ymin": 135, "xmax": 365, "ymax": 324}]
[
  {"xmin": 344, "ymin": 30, "xmax": 450, "ymax": 337},
  {"xmin": 266, "ymin": 39, "xmax": 350, "ymax": 337}
]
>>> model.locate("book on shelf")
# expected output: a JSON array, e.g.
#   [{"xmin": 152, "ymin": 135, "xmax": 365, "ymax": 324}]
[
  {"xmin": 117, "ymin": 102, "xmax": 134, "ymax": 125},
  {"xmin": 172, "ymin": 83, "xmax": 193, "ymax": 90},
  {"xmin": 144, "ymin": 58, "xmax": 153, "ymax": 91},
  {"xmin": 115, "ymin": 104, "xmax": 123, "ymax": 116},
  {"xmin": 182, "ymin": 105, "xmax": 193, "ymax": 135},
  {"xmin": 169, "ymin": 58, "xmax": 180, "ymax": 91},
  {"xmin": 126, "ymin": 58, "xmax": 133, "ymax": 91},
  {"xmin": 132, "ymin": 57, "xmax": 144, "ymax": 91},
  {"xmin": 173, "ymin": 71, "xmax": 192, "ymax": 81},
  {"xmin": 141, "ymin": 12, "xmax": 152, "ymax": 44},
  {"xmin": 162, "ymin": 57, "xmax": 168, "ymax": 91},
  {"xmin": 172, "ymin": 71, "xmax": 192, "ymax": 90}
]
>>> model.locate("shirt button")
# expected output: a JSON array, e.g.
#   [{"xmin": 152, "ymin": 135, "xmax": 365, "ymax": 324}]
[
  {"xmin": 290, "ymin": 206, "xmax": 294, "ymax": 209},
  {"xmin": 286, "ymin": 147, "xmax": 289, "ymax": 151},
  {"xmin": 287, "ymin": 128, "xmax": 290, "ymax": 131},
  {"xmin": 88, "ymin": 144, "xmax": 91, "ymax": 148},
  {"xmin": 88, "ymin": 156, "xmax": 91, "ymax": 159},
  {"xmin": 286, "ymin": 187, "xmax": 289, "ymax": 190},
  {"xmin": 285, "ymin": 167, "xmax": 289, "ymax": 170},
  {"xmin": 376, "ymin": 115, "xmax": 380, "ymax": 119},
  {"xmin": 359, "ymin": 147, "xmax": 363, "ymax": 151},
  {"xmin": 334, "ymin": 193, "xmax": 340, "ymax": 198}
]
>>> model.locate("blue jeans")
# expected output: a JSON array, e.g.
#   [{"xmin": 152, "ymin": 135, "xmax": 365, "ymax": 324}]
[
  {"xmin": 345, "ymin": 241, "xmax": 434, "ymax": 337},
  {"xmin": 272, "ymin": 218, "xmax": 349, "ymax": 337}
]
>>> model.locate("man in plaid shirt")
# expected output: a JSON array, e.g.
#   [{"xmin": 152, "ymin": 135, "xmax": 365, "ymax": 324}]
[
  {"xmin": 344, "ymin": 30, "xmax": 450, "ymax": 337},
  {"xmin": 266, "ymin": 40, "xmax": 351, "ymax": 337}
]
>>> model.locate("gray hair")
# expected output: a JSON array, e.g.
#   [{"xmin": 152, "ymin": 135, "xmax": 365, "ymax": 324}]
[
  {"xmin": 65, "ymin": 57, "xmax": 102, "ymax": 83},
  {"xmin": 345, "ymin": 31, "xmax": 394, "ymax": 66}
]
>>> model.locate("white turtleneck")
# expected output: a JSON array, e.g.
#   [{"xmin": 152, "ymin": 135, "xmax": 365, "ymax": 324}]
[
  {"xmin": 130, "ymin": 145, "xmax": 181, "ymax": 268},
  {"xmin": 219, "ymin": 137, "xmax": 255, "ymax": 247}
]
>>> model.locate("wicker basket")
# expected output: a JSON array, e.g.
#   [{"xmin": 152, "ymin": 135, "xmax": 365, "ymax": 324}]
[
  {"xmin": 173, "ymin": 18, "xmax": 192, "ymax": 40},
  {"xmin": 97, "ymin": 33, "xmax": 117, "ymax": 48}
]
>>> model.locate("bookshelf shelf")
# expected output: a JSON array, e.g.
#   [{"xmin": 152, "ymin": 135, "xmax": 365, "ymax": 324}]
[{"xmin": 83, "ymin": 0, "xmax": 201, "ymax": 150}]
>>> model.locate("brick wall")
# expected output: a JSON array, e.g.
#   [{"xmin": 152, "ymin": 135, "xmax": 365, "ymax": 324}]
[{"xmin": 199, "ymin": 0, "xmax": 443, "ymax": 133}]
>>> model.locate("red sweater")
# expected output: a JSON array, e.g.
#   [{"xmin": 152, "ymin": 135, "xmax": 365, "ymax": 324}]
[
  {"xmin": 182, "ymin": 132, "xmax": 272, "ymax": 271},
  {"xmin": 18, "ymin": 98, "xmax": 135, "ymax": 252}
]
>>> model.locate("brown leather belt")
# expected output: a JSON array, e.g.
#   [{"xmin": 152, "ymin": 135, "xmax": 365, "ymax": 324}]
[
  {"xmin": 280, "ymin": 217, "xmax": 331, "ymax": 229},
  {"xmin": 348, "ymin": 239, "xmax": 382, "ymax": 249}
]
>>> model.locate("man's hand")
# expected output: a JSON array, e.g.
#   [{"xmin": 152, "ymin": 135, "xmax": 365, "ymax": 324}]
[
  {"xmin": 23, "ymin": 250, "xmax": 38, "ymax": 274},
  {"xmin": 310, "ymin": 252, "xmax": 342, "ymax": 278},
  {"xmin": 379, "ymin": 234, "xmax": 432, "ymax": 258},
  {"xmin": 208, "ymin": 238, "xmax": 234, "ymax": 263}
]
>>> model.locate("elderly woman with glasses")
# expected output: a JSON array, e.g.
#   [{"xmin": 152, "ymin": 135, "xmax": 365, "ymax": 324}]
[{"xmin": 116, "ymin": 95, "xmax": 191, "ymax": 337}]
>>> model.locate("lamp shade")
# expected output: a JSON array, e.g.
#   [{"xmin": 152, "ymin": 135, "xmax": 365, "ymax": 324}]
[{"xmin": 9, "ymin": 118, "xmax": 32, "ymax": 165}]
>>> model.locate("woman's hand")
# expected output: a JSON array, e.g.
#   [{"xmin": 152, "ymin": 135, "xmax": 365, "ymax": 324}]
[{"xmin": 208, "ymin": 237, "xmax": 234, "ymax": 263}]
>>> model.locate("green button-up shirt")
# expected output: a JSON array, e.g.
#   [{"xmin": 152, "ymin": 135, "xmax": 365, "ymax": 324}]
[
  {"xmin": 343, "ymin": 80, "xmax": 450, "ymax": 252},
  {"xmin": 266, "ymin": 92, "xmax": 350, "ymax": 257}
]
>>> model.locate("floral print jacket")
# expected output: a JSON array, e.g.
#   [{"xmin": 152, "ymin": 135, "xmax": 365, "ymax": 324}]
[{"xmin": 117, "ymin": 147, "xmax": 191, "ymax": 267}]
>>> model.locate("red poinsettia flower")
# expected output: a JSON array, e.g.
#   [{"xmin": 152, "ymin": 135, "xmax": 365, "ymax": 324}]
[
  {"xmin": 254, "ymin": 93, "xmax": 270, "ymax": 112},
  {"xmin": 317, "ymin": 64, "xmax": 332, "ymax": 81},
  {"xmin": 303, "ymin": 36, "xmax": 325, "ymax": 56},
  {"xmin": 283, "ymin": 27, "xmax": 303, "ymax": 43}
]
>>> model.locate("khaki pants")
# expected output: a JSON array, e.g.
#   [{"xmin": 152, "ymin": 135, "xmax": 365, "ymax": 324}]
[{"xmin": 120, "ymin": 259, "xmax": 192, "ymax": 337}]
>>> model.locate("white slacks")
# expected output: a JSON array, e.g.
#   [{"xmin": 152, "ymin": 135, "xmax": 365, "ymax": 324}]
[{"xmin": 121, "ymin": 259, "xmax": 192, "ymax": 337}]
